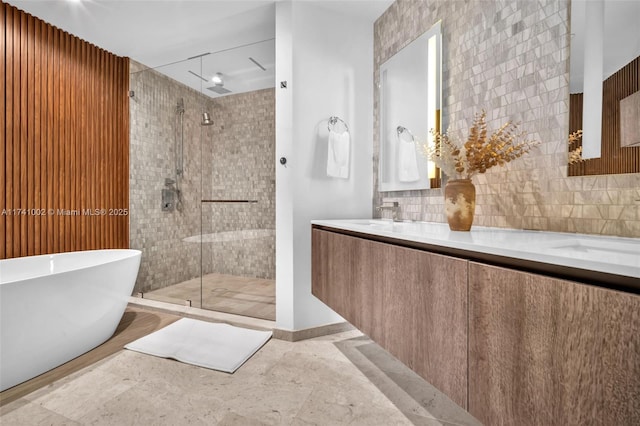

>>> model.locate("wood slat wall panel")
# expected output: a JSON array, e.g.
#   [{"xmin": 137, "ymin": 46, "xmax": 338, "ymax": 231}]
[
  {"xmin": 569, "ymin": 56, "xmax": 640, "ymax": 176},
  {"xmin": 1, "ymin": 3, "xmax": 129, "ymax": 259}
]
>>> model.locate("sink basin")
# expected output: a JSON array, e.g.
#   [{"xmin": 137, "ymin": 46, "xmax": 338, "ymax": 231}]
[
  {"xmin": 532, "ymin": 240, "xmax": 640, "ymax": 266},
  {"xmin": 366, "ymin": 220, "xmax": 415, "ymax": 230},
  {"xmin": 326, "ymin": 219, "xmax": 451, "ymax": 238}
]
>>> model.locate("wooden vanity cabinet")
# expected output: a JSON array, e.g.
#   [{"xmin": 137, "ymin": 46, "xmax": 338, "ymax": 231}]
[
  {"xmin": 312, "ymin": 226, "xmax": 640, "ymax": 424},
  {"xmin": 468, "ymin": 262, "xmax": 640, "ymax": 425},
  {"xmin": 311, "ymin": 228, "xmax": 468, "ymax": 408}
]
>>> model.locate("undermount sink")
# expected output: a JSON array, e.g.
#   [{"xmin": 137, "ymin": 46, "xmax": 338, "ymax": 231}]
[
  {"xmin": 367, "ymin": 219, "xmax": 404, "ymax": 225},
  {"xmin": 530, "ymin": 239, "xmax": 640, "ymax": 265},
  {"xmin": 366, "ymin": 219, "xmax": 416, "ymax": 229},
  {"xmin": 329, "ymin": 219, "xmax": 453, "ymax": 239}
]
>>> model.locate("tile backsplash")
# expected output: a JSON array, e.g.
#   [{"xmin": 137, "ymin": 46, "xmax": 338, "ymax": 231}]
[{"xmin": 373, "ymin": 0, "xmax": 639, "ymax": 237}]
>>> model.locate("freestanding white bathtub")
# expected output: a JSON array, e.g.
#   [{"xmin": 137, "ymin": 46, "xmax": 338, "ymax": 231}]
[{"xmin": 0, "ymin": 249, "xmax": 141, "ymax": 391}]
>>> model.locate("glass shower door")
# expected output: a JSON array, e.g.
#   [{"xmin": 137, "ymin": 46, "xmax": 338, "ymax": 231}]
[
  {"xmin": 198, "ymin": 69, "xmax": 276, "ymax": 319},
  {"xmin": 199, "ymin": 200, "xmax": 275, "ymax": 320}
]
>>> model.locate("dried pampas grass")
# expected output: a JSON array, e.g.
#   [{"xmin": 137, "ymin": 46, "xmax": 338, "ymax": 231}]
[{"xmin": 424, "ymin": 110, "xmax": 540, "ymax": 180}]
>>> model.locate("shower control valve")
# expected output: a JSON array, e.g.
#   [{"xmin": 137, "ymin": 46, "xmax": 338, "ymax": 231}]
[{"xmin": 279, "ymin": 157, "xmax": 287, "ymax": 166}]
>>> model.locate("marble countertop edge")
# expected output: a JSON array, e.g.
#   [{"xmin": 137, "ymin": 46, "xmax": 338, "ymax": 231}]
[{"xmin": 311, "ymin": 219, "xmax": 640, "ymax": 281}]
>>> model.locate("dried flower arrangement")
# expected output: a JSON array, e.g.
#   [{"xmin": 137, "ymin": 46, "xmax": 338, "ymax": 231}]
[
  {"xmin": 423, "ymin": 110, "xmax": 540, "ymax": 180},
  {"xmin": 567, "ymin": 130, "xmax": 584, "ymax": 164}
]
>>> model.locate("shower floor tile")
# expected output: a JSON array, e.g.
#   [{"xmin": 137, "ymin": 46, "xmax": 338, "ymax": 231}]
[{"xmin": 143, "ymin": 273, "xmax": 276, "ymax": 321}]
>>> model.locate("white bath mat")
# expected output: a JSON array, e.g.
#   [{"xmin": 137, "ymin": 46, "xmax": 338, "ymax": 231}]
[{"xmin": 124, "ymin": 318, "xmax": 272, "ymax": 373}]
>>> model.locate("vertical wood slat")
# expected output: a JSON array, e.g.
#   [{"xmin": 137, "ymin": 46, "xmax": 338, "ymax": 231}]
[
  {"xmin": 97, "ymin": 48, "xmax": 104, "ymax": 249},
  {"xmin": 105, "ymin": 50, "xmax": 112, "ymax": 248},
  {"xmin": 1, "ymin": 3, "xmax": 6, "ymax": 260},
  {"xmin": 569, "ymin": 56, "xmax": 640, "ymax": 176},
  {"xmin": 88, "ymin": 47, "xmax": 94, "ymax": 250},
  {"xmin": 41, "ymin": 20, "xmax": 48, "ymax": 254},
  {"xmin": 33, "ymin": 17, "xmax": 41, "ymax": 255},
  {"xmin": 1, "ymin": 3, "xmax": 129, "ymax": 259},
  {"xmin": 12, "ymin": 7, "xmax": 21, "ymax": 257},
  {"xmin": 79, "ymin": 39, "xmax": 86, "ymax": 250},
  {"xmin": 68, "ymin": 34, "xmax": 75, "ymax": 251},
  {"xmin": 19, "ymin": 10, "xmax": 28, "ymax": 257},
  {"xmin": 5, "ymin": 4, "xmax": 10, "ymax": 258},
  {"xmin": 88, "ymin": 43, "xmax": 96, "ymax": 251},
  {"xmin": 61, "ymin": 30, "xmax": 69, "ymax": 252},
  {"xmin": 123, "ymin": 60, "xmax": 130, "ymax": 248},
  {"xmin": 26, "ymin": 12, "xmax": 35, "ymax": 255},
  {"xmin": 6, "ymin": 4, "xmax": 13, "ymax": 258},
  {"xmin": 46, "ymin": 23, "xmax": 54, "ymax": 254},
  {"xmin": 54, "ymin": 26, "xmax": 62, "ymax": 253}
]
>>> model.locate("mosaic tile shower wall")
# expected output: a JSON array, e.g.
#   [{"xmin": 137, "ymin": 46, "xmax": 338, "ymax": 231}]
[
  {"xmin": 374, "ymin": 0, "xmax": 640, "ymax": 237},
  {"xmin": 201, "ymin": 88, "xmax": 275, "ymax": 280},
  {"xmin": 129, "ymin": 60, "xmax": 275, "ymax": 294}
]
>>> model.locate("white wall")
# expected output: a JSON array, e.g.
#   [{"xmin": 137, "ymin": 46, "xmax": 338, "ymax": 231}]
[{"xmin": 275, "ymin": 1, "xmax": 374, "ymax": 331}]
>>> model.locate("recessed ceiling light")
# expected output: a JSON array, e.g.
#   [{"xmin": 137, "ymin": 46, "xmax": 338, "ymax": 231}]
[{"xmin": 212, "ymin": 73, "xmax": 224, "ymax": 86}]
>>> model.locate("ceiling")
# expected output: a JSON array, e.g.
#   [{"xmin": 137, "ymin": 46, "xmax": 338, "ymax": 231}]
[{"xmin": 5, "ymin": 0, "xmax": 393, "ymax": 97}]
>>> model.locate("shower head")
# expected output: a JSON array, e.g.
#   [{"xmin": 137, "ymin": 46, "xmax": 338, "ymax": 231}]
[
  {"xmin": 212, "ymin": 73, "xmax": 224, "ymax": 85},
  {"xmin": 201, "ymin": 112, "xmax": 214, "ymax": 126},
  {"xmin": 207, "ymin": 85, "xmax": 232, "ymax": 95}
]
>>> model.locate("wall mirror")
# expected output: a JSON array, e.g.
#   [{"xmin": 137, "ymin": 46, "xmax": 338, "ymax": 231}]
[
  {"xmin": 379, "ymin": 21, "xmax": 442, "ymax": 192},
  {"xmin": 568, "ymin": 0, "xmax": 640, "ymax": 176}
]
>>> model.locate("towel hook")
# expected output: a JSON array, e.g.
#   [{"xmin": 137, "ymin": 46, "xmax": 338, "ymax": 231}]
[
  {"xmin": 328, "ymin": 116, "xmax": 349, "ymax": 133},
  {"xmin": 396, "ymin": 125, "xmax": 415, "ymax": 143}
]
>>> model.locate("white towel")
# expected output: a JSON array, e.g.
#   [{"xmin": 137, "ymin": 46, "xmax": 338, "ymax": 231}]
[
  {"xmin": 398, "ymin": 138, "xmax": 420, "ymax": 182},
  {"xmin": 327, "ymin": 130, "xmax": 350, "ymax": 179}
]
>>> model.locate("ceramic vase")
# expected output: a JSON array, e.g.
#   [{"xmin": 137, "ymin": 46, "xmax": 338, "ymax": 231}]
[{"xmin": 444, "ymin": 179, "xmax": 476, "ymax": 231}]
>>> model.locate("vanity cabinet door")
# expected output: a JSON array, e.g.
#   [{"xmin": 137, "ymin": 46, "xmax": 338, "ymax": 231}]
[
  {"xmin": 312, "ymin": 229, "xmax": 468, "ymax": 409},
  {"xmin": 311, "ymin": 228, "xmax": 377, "ymax": 330},
  {"xmin": 468, "ymin": 262, "xmax": 640, "ymax": 425}
]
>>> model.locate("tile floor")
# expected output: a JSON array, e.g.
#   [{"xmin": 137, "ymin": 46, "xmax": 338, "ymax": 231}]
[
  {"xmin": 144, "ymin": 273, "xmax": 276, "ymax": 321},
  {"xmin": 0, "ymin": 308, "xmax": 481, "ymax": 426}
]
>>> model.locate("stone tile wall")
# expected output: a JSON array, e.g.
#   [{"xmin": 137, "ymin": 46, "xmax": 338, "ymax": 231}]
[
  {"xmin": 129, "ymin": 60, "xmax": 275, "ymax": 294},
  {"xmin": 374, "ymin": 0, "xmax": 640, "ymax": 237},
  {"xmin": 201, "ymin": 88, "xmax": 276, "ymax": 280}
]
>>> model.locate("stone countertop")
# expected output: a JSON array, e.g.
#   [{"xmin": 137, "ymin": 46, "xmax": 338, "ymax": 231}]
[{"xmin": 311, "ymin": 219, "xmax": 640, "ymax": 288}]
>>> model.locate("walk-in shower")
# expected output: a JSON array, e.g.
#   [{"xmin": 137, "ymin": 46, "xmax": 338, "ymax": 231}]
[{"xmin": 128, "ymin": 39, "xmax": 276, "ymax": 320}]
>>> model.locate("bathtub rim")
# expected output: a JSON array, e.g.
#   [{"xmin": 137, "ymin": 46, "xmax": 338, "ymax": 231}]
[{"xmin": 0, "ymin": 249, "xmax": 142, "ymax": 285}]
